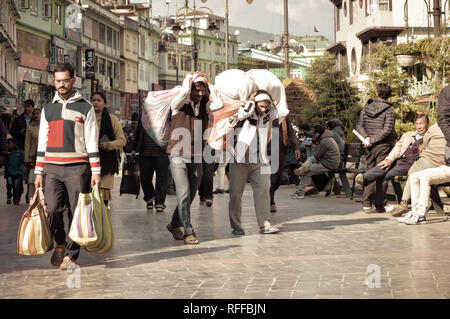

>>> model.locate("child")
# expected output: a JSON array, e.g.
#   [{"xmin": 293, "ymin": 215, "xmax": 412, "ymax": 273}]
[{"xmin": 5, "ymin": 137, "xmax": 24, "ymax": 204}]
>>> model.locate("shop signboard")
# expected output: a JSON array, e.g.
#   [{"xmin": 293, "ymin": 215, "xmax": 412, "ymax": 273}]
[{"xmin": 85, "ymin": 49, "xmax": 95, "ymax": 79}]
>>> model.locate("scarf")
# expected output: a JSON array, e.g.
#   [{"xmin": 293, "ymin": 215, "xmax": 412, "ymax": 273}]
[{"xmin": 99, "ymin": 107, "xmax": 119, "ymax": 177}]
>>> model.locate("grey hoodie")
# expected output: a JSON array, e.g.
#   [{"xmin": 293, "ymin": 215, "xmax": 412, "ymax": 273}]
[
  {"xmin": 355, "ymin": 99, "xmax": 397, "ymax": 146},
  {"xmin": 313, "ymin": 129, "xmax": 341, "ymax": 171}
]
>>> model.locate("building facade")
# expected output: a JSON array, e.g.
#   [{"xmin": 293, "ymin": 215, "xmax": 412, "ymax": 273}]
[
  {"xmin": 327, "ymin": 0, "xmax": 448, "ymax": 85},
  {"xmin": 0, "ymin": 0, "xmax": 20, "ymax": 113}
]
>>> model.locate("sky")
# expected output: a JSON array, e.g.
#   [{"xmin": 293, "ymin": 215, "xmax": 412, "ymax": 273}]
[{"xmin": 150, "ymin": 0, "xmax": 335, "ymax": 42}]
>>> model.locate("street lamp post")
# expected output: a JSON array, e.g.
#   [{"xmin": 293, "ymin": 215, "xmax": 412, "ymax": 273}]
[{"xmin": 284, "ymin": 0, "xmax": 290, "ymax": 79}]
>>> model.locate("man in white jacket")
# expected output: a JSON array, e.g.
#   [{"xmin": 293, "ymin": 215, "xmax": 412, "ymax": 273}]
[{"xmin": 228, "ymin": 90, "xmax": 289, "ymax": 235}]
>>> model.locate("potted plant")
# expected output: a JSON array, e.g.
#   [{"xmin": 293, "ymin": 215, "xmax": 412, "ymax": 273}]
[{"xmin": 394, "ymin": 42, "xmax": 420, "ymax": 67}]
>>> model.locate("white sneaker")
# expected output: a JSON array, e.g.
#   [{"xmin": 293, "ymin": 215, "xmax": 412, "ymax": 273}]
[
  {"xmin": 398, "ymin": 212, "xmax": 413, "ymax": 223},
  {"xmin": 384, "ymin": 205, "xmax": 395, "ymax": 213}
]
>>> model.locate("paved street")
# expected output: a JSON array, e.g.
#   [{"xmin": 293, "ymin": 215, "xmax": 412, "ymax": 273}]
[{"xmin": 2, "ymin": 176, "xmax": 450, "ymax": 299}]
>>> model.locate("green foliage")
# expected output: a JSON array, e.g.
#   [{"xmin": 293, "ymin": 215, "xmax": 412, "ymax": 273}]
[
  {"xmin": 417, "ymin": 36, "xmax": 450, "ymax": 95},
  {"xmin": 301, "ymin": 53, "xmax": 362, "ymax": 142},
  {"xmin": 361, "ymin": 42, "xmax": 411, "ymax": 106},
  {"xmin": 394, "ymin": 42, "xmax": 420, "ymax": 55},
  {"xmin": 361, "ymin": 41, "xmax": 440, "ymax": 138}
]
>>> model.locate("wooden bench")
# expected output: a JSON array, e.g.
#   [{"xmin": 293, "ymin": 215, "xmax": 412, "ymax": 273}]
[{"xmin": 328, "ymin": 143, "xmax": 364, "ymax": 199}]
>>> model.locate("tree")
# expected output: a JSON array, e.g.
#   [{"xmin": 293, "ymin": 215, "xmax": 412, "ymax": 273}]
[
  {"xmin": 302, "ymin": 53, "xmax": 362, "ymax": 141},
  {"xmin": 361, "ymin": 42, "xmax": 429, "ymax": 136}
]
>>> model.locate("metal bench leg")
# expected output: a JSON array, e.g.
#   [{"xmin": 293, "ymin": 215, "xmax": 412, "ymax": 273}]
[
  {"xmin": 339, "ymin": 172, "xmax": 352, "ymax": 198},
  {"xmin": 430, "ymin": 186, "xmax": 445, "ymax": 215},
  {"xmin": 391, "ymin": 179, "xmax": 403, "ymax": 204}
]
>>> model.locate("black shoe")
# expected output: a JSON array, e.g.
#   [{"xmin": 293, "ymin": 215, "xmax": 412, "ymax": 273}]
[
  {"xmin": 146, "ymin": 201, "xmax": 153, "ymax": 209},
  {"xmin": 13, "ymin": 201, "xmax": 19, "ymax": 205},
  {"xmin": 213, "ymin": 188, "xmax": 224, "ymax": 194},
  {"xmin": 156, "ymin": 204, "xmax": 166, "ymax": 213},
  {"xmin": 205, "ymin": 199, "xmax": 213, "ymax": 207},
  {"xmin": 199, "ymin": 197, "xmax": 206, "ymax": 205},
  {"xmin": 6, "ymin": 199, "xmax": 11, "ymax": 204},
  {"xmin": 51, "ymin": 247, "xmax": 65, "ymax": 267}
]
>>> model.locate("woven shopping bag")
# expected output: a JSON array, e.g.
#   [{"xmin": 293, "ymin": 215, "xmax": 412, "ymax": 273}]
[
  {"xmin": 17, "ymin": 188, "xmax": 53, "ymax": 256},
  {"xmin": 69, "ymin": 185, "xmax": 114, "ymax": 253}
]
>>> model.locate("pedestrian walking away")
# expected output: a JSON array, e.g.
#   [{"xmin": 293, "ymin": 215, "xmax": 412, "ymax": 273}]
[
  {"xmin": 34, "ymin": 63, "xmax": 101, "ymax": 270},
  {"xmin": 132, "ymin": 108, "xmax": 170, "ymax": 212}
]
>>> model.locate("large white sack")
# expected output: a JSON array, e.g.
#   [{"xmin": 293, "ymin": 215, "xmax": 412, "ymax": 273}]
[
  {"xmin": 246, "ymin": 69, "xmax": 288, "ymax": 111},
  {"xmin": 214, "ymin": 69, "xmax": 257, "ymax": 104}
]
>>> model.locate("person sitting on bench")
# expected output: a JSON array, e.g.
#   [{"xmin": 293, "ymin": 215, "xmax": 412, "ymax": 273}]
[
  {"xmin": 397, "ymin": 85, "xmax": 450, "ymax": 224},
  {"xmin": 390, "ymin": 121, "xmax": 446, "ymax": 217},
  {"xmin": 355, "ymin": 114, "xmax": 429, "ymax": 213}
]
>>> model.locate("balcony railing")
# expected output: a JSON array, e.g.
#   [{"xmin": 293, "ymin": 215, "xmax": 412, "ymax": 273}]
[{"xmin": 409, "ymin": 79, "xmax": 434, "ymax": 97}]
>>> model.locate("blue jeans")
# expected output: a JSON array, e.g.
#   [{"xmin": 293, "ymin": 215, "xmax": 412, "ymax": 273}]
[
  {"xmin": 6, "ymin": 174, "xmax": 22, "ymax": 203},
  {"xmin": 169, "ymin": 156, "xmax": 203, "ymax": 237}
]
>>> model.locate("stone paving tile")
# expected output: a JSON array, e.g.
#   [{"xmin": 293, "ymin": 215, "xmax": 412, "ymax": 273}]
[{"xmin": 3, "ymin": 180, "xmax": 450, "ymax": 298}]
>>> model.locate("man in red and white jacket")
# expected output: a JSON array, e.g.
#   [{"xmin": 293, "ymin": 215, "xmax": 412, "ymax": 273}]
[{"xmin": 34, "ymin": 63, "xmax": 101, "ymax": 270}]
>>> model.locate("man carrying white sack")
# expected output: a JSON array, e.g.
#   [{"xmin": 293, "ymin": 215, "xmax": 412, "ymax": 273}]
[
  {"xmin": 166, "ymin": 72, "xmax": 223, "ymax": 245},
  {"xmin": 228, "ymin": 90, "xmax": 289, "ymax": 236}
]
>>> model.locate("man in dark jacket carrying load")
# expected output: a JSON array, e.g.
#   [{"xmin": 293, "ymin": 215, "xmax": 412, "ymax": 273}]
[
  {"xmin": 355, "ymin": 83, "xmax": 397, "ymax": 212},
  {"xmin": 291, "ymin": 125, "xmax": 340, "ymax": 199}
]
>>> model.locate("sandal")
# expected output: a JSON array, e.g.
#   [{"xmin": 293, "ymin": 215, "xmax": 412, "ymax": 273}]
[
  {"xmin": 51, "ymin": 246, "xmax": 65, "ymax": 267},
  {"xmin": 184, "ymin": 234, "xmax": 199, "ymax": 245},
  {"xmin": 167, "ymin": 224, "xmax": 184, "ymax": 240},
  {"xmin": 59, "ymin": 256, "xmax": 77, "ymax": 271}
]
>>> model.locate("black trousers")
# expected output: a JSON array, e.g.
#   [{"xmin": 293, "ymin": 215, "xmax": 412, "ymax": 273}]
[
  {"xmin": 198, "ymin": 161, "xmax": 214, "ymax": 200},
  {"xmin": 139, "ymin": 155, "xmax": 170, "ymax": 207},
  {"xmin": 362, "ymin": 143, "xmax": 394, "ymax": 207},
  {"xmin": 44, "ymin": 163, "xmax": 91, "ymax": 261},
  {"xmin": 363, "ymin": 164, "xmax": 408, "ymax": 207},
  {"xmin": 270, "ymin": 145, "xmax": 287, "ymax": 205}
]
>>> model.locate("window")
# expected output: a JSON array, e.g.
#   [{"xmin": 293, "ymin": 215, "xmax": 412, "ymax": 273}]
[
  {"xmin": 133, "ymin": 65, "xmax": 137, "ymax": 82},
  {"xmin": 56, "ymin": 47, "xmax": 64, "ymax": 63},
  {"xmin": 99, "ymin": 57, "xmax": 105, "ymax": 75},
  {"xmin": 55, "ymin": 4, "xmax": 61, "ymax": 25},
  {"xmin": 351, "ymin": 48, "xmax": 357, "ymax": 74},
  {"xmin": 168, "ymin": 54, "xmax": 177, "ymax": 69},
  {"xmin": 215, "ymin": 64, "xmax": 220, "ymax": 75},
  {"xmin": 350, "ymin": 0, "xmax": 353, "ymax": 24},
  {"xmin": 359, "ymin": 0, "xmax": 363, "ymax": 7},
  {"xmin": 19, "ymin": 0, "xmax": 30, "ymax": 10},
  {"xmin": 378, "ymin": 0, "xmax": 389, "ymax": 11},
  {"xmin": 99, "ymin": 23, "xmax": 105, "ymax": 44},
  {"xmin": 181, "ymin": 56, "xmax": 191, "ymax": 71},
  {"xmin": 42, "ymin": 1, "xmax": 52, "ymax": 18},
  {"xmin": 107, "ymin": 27, "xmax": 112, "ymax": 48},
  {"xmin": 132, "ymin": 36, "xmax": 137, "ymax": 54},
  {"xmin": 107, "ymin": 60, "xmax": 112, "ymax": 78},
  {"xmin": 30, "ymin": 0, "xmax": 37, "ymax": 15},
  {"xmin": 139, "ymin": 34, "xmax": 145, "ymax": 57},
  {"xmin": 209, "ymin": 41, "xmax": 212, "ymax": 55},
  {"xmin": 127, "ymin": 64, "xmax": 131, "ymax": 81},
  {"xmin": 344, "ymin": 1, "xmax": 347, "ymax": 17},
  {"xmin": 126, "ymin": 34, "xmax": 130, "ymax": 51},
  {"xmin": 215, "ymin": 43, "xmax": 221, "ymax": 55}
]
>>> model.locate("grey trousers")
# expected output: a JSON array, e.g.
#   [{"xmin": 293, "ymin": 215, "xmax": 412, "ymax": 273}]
[
  {"xmin": 402, "ymin": 157, "xmax": 438, "ymax": 202},
  {"xmin": 169, "ymin": 157, "xmax": 203, "ymax": 237},
  {"xmin": 296, "ymin": 161, "xmax": 330, "ymax": 195},
  {"xmin": 229, "ymin": 163, "xmax": 271, "ymax": 231}
]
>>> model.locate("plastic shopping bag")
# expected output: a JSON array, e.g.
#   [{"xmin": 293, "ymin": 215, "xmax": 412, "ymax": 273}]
[{"xmin": 142, "ymin": 87, "xmax": 182, "ymax": 149}]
